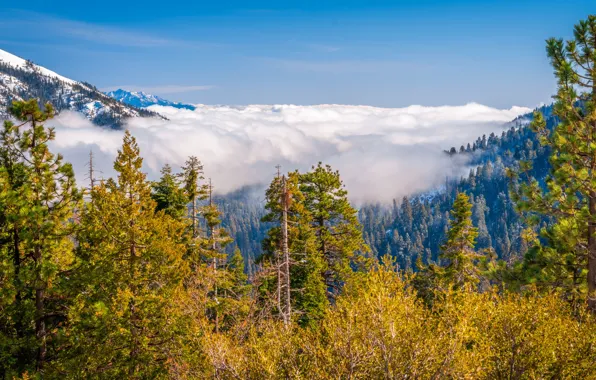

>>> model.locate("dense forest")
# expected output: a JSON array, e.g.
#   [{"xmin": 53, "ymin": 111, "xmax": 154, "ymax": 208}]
[
  {"xmin": 217, "ymin": 108, "xmax": 554, "ymax": 274},
  {"xmin": 359, "ymin": 105, "xmax": 554, "ymax": 271},
  {"xmin": 3, "ymin": 14, "xmax": 596, "ymax": 380}
]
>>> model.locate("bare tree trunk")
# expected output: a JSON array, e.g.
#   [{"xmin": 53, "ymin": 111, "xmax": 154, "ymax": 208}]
[
  {"xmin": 209, "ymin": 179, "xmax": 220, "ymax": 333},
  {"xmin": 191, "ymin": 195, "xmax": 197, "ymax": 238},
  {"xmin": 276, "ymin": 252, "xmax": 282, "ymax": 322},
  {"xmin": 281, "ymin": 175, "xmax": 291, "ymax": 325},
  {"xmin": 88, "ymin": 149, "xmax": 95, "ymax": 190}
]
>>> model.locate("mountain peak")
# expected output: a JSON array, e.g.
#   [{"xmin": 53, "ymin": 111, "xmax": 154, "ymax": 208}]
[
  {"xmin": 105, "ymin": 88, "xmax": 196, "ymax": 111},
  {"xmin": 0, "ymin": 48, "xmax": 78, "ymax": 86},
  {"xmin": 0, "ymin": 48, "xmax": 163, "ymax": 128}
]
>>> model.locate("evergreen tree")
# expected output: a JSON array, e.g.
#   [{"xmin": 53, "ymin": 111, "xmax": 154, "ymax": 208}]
[
  {"xmin": 512, "ymin": 15, "xmax": 596, "ymax": 310},
  {"xmin": 300, "ymin": 163, "xmax": 370, "ymax": 298},
  {"xmin": 0, "ymin": 106, "xmax": 29, "ymax": 376},
  {"xmin": 201, "ymin": 180, "xmax": 233, "ymax": 332},
  {"xmin": 438, "ymin": 192, "xmax": 481, "ymax": 290},
  {"xmin": 180, "ymin": 156, "xmax": 205, "ymax": 238},
  {"xmin": 413, "ymin": 193, "xmax": 481, "ymax": 304},
  {"xmin": 473, "ymin": 195, "xmax": 492, "ymax": 249},
  {"xmin": 151, "ymin": 163, "xmax": 187, "ymax": 219},
  {"xmin": 0, "ymin": 100, "xmax": 81, "ymax": 375},
  {"xmin": 228, "ymin": 248, "xmax": 249, "ymax": 294},
  {"xmin": 215, "ymin": 248, "xmax": 252, "ymax": 330},
  {"xmin": 67, "ymin": 131, "xmax": 190, "ymax": 377},
  {"xmin": 261, "ymin": 170, "xmax": 327, "ymax": 327}
]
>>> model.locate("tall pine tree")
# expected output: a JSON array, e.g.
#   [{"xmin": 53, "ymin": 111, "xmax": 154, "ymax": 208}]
[
  {"xmin": 438, "ymin": 192, "xmax": 481, "ymax": 291},
  {"xmin": 300, "ymin": 163, "xmax": 370, "ymax": 298},
  {"xmin": 261, "ymin": 170, "xmax": 327, "ymax": 327},
  {"xmin": 0, "ymin": 100, "xmax": 81, "ymax": 375},
  {"xmin": 512, "ymin": 15, "xmax": 596, "ymax": 310},
  {"xmin": 67, "ymin": 131, "xmax": 190, "ymax": 377},
  {"xmin": 180, "ymin": 156, "xmax": 205, "ymax": 239},
  {"xmin": 151, "ymin": 163, "xmax": 187, "ymax": 219}
]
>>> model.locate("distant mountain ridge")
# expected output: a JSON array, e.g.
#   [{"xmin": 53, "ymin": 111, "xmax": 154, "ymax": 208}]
[
  {"xmin": 105, "ymin": 89, "xmax": 196, "ymax": 110},
  {"xmin": 0, "ymin": 48, "xmax": 162, "ymax": 128}
]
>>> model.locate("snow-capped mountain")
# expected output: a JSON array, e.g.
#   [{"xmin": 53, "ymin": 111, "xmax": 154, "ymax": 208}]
[
  {"xmin": 0, "ymin": 48, "xmax": 162, "ymax": 128},
  {"xmin": 106, "ymin": 89, "xmax": 196, "ymax": 110}
]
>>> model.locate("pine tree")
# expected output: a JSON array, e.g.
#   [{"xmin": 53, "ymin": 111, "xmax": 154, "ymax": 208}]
[
  {"xmin": 0, "ymin": 106, "xmax": 29, "ymax": 376},
  {"xmin": 201, "ymin": 179, "xmax": 232, "ymax": 262},
  {"xmin": 204, "ymin": 181, "xmax": 233, "ymax": 332},
  {"xmin": 261, "ymin": 170, "xmax": 327, "ymax": 326},
  {"xmin": 299, "ymin": 163, "xmax": 370, "ymax": 298},
  {"xmin": 473, "ymin": 195, "xmax": 492, "ymax": 249},
  {"xmin": 152, "ymin": 163, "xmax": 187, "ymax": 218},
  {"xmin": 67, "ymin": 131, "xmax": 190, "ymax": 377},
  {"xmin": 438, "ymin": 192, "xmax": 481, "ymax": 291},
  {"xmin": 216, "ymin": 248, "xmax": 251, "ymax": 330},
  {"xmin": 180, "ymin": 156, "xmax": 205, "ymax": 238},
  {"xmin": 0, "ymin": 100, "xmax": 81, "ymax": 374},
  {"xmin": 228, "ymin": 248, "xmax": 249, "ymax": 294},
  {"xmin": 511, "ymin": 15, "xmax": 596, "ymax": 310}
]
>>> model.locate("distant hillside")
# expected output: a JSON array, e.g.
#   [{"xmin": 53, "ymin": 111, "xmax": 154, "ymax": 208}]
[
  {"xmin": 218, "ymin": 105, "xmax": 554, "ymax": 271},
  {"xmin": 106, "ymin": 89, "xmax": 196, "ymax": 110},
  {"xmin": 0, "ymin": 49, "xmax": 162, "ymax": 128},
  {"xmin": 360, "ymin": 105, "xmax": 554, "ymax": 270}
]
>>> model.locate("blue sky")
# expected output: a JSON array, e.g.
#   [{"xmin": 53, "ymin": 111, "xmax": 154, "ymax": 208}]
[{"xmin": 1, "ymin": 0, "xmax": 595, "ymax": 107}]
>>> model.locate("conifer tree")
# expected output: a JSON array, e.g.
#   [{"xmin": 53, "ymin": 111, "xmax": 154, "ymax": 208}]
[
  {"xmin": 194, "ymin": 179, "xmax": 234, "ymax": 332},
  {"xmin": 0, "ymin": 100, "xmax": 81, "ymax": 374},
  {"xmin": 0, "ymin": 107, "xmax": 29, "ymax": 376},
  {"xmin": 215, "ymin": 248, "xmax": 251, "ymax": 329},
  {"xmin": 413, "ymin": 193, "xmax": 481, "ymax": 304},
  {"xmin": 299, "ymin": 162, "xmax": 370, "ymax": 298},
  {"xmin": 512, "ymin": 15, "xmax": 596, "ymax": 310},
  {"xmin": 261, "ymin": 170, "xmax": 327, "ymax": 326},
  {"xmin": 67, "ymin": 131, "xmax": 190, "ymax": 377},
  {"xmin": 180, "ymin": 156, "xmax": 205, "ymax": 238},
  {"xmin": 152, "ymin": 163, "xmax": 187, "ymax": 219},
  {"xmin": 438, "ymin": 192, "xmax": 481, "ymax": 290},
  {"xmin": 228, "ymin": 247, "xmax": 249, "ymax": 295},
  {"xmin": 473, "ymin": 195, "xmax": 492, "ymax": 249},
  {"xmin": 202, "ymin": 179, "xmax": 232, "ymax": 261}
]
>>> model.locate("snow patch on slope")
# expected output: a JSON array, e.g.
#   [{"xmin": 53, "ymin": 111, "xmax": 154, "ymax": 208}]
[
  {"xmin": 0, "ymin": 49, "xmax": 78, "ymax": 86},
  {"xmin": 0, "ymin": 48, "xmax": 162, "ymax": 126}
]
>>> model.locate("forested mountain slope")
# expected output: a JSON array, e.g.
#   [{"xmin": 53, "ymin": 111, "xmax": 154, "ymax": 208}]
[
  {"xmin": 359, "ymin": 104, "xmax": 555, "ymax": 270},
  {"xmin": 213, "ymin": 105, "xmax": 555, "ymax": 271}
]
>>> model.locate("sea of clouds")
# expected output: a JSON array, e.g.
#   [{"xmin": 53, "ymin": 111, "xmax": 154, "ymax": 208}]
[{"xmin": 49, "ymin": 103, "xmax": 531, "ymax": 203}]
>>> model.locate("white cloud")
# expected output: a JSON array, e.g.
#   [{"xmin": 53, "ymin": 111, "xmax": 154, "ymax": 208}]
[{"xmin": 49, "ymin": 103, "xmax": 530, "ymax": 203}]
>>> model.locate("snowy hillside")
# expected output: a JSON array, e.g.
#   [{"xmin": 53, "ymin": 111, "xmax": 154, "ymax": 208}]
[
  {"xmin": 0, "ymin": 49, "xmax": 162, "ymax": 128},
  {"xmin": 106, "ymin": 89, "xmax": 196, "ymax": 110}
]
